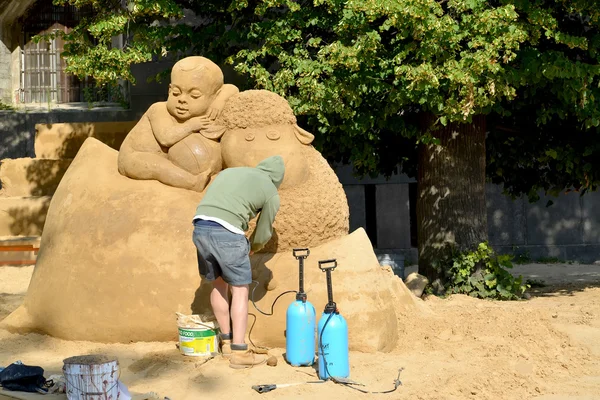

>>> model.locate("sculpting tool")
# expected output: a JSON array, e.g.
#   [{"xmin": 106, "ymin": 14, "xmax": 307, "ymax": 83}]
[{"xmin": 251, "ymin": 381, "xmax": 323, "ymax": 393}]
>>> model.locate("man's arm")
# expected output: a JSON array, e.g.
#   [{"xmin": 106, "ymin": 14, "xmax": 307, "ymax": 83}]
[{"xmin": 249, "ymin": 194, "xmax": 281, "ymax": 252}]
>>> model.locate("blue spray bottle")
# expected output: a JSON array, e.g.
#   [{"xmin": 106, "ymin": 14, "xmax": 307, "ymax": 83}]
[
  {"xmin": 317, "ymin": 259, "xmax": 349, "ymax": 380},
  {"xmin": 285, "ymin": 248, "xmax": 316, "ymax": 366}
]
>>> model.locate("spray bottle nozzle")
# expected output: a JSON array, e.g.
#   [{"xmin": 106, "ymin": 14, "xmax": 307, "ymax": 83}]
[
  {"xmin": 296, "ymin": 292, "xmax": 307, "ymax": 302},
  {"xmin": 293, "ymin": 248, "xmax": 310, "ymax": 259},
  {"xmin": 324, "ymin": 301, "xmax": 338, "ymax": 314}
]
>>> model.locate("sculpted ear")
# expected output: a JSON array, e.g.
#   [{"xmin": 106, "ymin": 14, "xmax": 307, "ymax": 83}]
[
  {"xmin": 200, "ymin": 123, "xmax": 227, "ymax": 140},
  {"xmin": 294, "ymin": 125, "xmax": 314, "ymax": 145}
]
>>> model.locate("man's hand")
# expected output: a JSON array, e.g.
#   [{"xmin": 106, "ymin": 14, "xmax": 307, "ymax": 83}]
[{"xmin": 249, "ymin": 250, "xmax": 254, "ymax": 256}]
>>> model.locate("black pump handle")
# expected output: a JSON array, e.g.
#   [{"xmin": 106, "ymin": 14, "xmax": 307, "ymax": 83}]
[
  {"xmin": 293, "ymin": 248, "xmax": 310, "ymax": 259},
  {"xmin": 318, "ymin": 259, "xmax": 337, "ymax": 271},
  {"xmin": 319, "ymin": 259, "xmax": 338, "ymax": 312},
  {"xmin": 293, "ymin": 248, "xmax": 310, "ymax": 302}
]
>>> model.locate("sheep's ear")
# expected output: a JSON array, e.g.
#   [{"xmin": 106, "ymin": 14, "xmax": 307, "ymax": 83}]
[
  {"xmin": 294, "ymin": 124, "xmax": 314, "ymax": 145},
  {"xmin": 200, "ymin": 123, "xmax": 227, "ymax": 140}
]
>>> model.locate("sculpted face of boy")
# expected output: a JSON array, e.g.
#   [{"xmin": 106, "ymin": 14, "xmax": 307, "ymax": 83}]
[{"xmin": 166, "ymin": 58, "xmax": 223, "ymax": 122}]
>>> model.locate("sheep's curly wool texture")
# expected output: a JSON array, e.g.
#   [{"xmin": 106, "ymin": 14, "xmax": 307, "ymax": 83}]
[
  {"xmin": 216, "ymin": 89, "xmax": 349, "ymax": 250},
  {"xmin": 248, "ymin": 145, "xmax": 350, "ymax": 253},
  {"xmin": 217, "ymin": 90, "xmax": 297, "ymax": 129}
]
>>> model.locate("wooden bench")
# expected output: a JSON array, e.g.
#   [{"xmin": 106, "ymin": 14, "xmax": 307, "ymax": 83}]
[{"xmin": 0, "ymin": 244, "xmax": 39, "ymax": 266}]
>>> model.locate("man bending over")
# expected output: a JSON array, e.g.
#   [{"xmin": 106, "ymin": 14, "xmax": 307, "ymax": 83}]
[{"xmin": 192, "ymin": 155, "xmax": 284, "ymax": 369}]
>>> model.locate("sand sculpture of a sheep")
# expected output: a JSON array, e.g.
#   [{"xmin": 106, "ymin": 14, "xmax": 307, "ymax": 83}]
[{"xmin": 215, "ymin": 89, "xmax": 349, "ymax": 253}]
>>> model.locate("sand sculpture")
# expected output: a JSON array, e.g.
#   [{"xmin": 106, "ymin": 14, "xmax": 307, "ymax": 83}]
[
  {"xmin": 118, "ymin": 56, "xmax": 238, "ymax": 192},
  {"xmin": 215, "ymin": 90, "xmax": 349, "ymax": 252},
  {"xmin": 218, "ymin": 90, "xmax": 315, "ymax": 189},
  {"xmin": 1, "ymin": 56, "xmax": 416, "ymax": 352}
]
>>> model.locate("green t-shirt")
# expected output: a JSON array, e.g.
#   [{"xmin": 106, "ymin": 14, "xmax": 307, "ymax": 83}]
[{"xmin": 194, "ymin": 155, "xmax": 285, "ymax": 252}]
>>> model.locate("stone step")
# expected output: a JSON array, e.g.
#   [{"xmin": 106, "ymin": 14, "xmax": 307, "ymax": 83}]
[
  {"xmin": 0, "ymin": 235, "xmax": 40, "ymax": 266},
  {"xmin": 0, "ymin": 196, "xmax": 51, "ymax": 237},
  {"xmin": 35, "ymin": 121, "xmax": 137, "ymax": 159},
  {"xmin": 0, "ymin": 236, "xmax": 41, "ymax": 246},
  {"xmin": 0, "ymin": 158, "xmax": 72, "ymax": 197}
]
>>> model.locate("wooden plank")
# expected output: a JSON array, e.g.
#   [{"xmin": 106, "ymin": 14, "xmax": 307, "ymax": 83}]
[
  {"xmin": 0, "ymin": 245, "xmax": 38, "ymax": 252},
  {"xmin": 0, "ymin": 260, "xmax": 36, "ymax": 266}
]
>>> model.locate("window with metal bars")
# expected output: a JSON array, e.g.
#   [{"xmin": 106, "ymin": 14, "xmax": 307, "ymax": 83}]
[{"xmin": 19, "ymin": 0, "xmax": 96, "ymax": 104}]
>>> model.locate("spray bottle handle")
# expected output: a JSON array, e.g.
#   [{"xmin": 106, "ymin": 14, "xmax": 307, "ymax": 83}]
[
  {"xmin": 293, "ymin": 248, "xmax": 310, "ymax": 302},
  {"xmin": 293, "ymin": 248, "xmax": 310, "ymax": 259},
  {"xmin": 318, "ymin": 259, "xmax": 337, "ymax": 271},
  {"xmin": 319, "ymin": 259, "xmax": 338, "ymax": 313}
]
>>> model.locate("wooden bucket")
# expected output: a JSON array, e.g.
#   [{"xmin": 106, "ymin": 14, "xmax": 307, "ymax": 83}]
[{"xmin": 63, "ymin": 355, "xmax": 119, "ymax": 400}]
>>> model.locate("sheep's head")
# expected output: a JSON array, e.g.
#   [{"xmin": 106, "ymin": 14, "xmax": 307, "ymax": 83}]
[{"xmin": 217, "ymin": 90, "xmax": 314, "ymax": 188}]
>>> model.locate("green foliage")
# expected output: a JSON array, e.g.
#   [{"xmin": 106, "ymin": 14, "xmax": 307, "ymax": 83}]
[
  {"xmin": 0, "ymin": 101, "xmax": 15, "ymax": 111},
  {"xmin": 52, "ymin": 0, "xmax": 600, "ymax": 194},
  {"xmin": 82, "ymin": 83, "xmax": 129, "ymax": 109},
  {"xmin": 486, "ymin": 0, "xmax": 600, "ymax": 200},
  {"xmin": 444, "ymin": 242, "xmax": 529, "ymax": 300},
  {"xmin": 224, "ymin": 0, "xmax": 529, "ymax": 176},
  {"xmin": 48, "ymin": 0, "xmax": 529, "ymax": 177},
  {"xmin": 35, "ymin": 0, "xmax": 184, "ymax": 84}
]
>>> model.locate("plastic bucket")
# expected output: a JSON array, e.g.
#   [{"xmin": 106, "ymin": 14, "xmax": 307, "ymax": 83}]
[
  {"xmin": 176, "ymin": 313, "xmax": 219, "ymax": 357},
  {"xmin": 63, "ymin": 355, "xmax": 119, "ymax": 400}
]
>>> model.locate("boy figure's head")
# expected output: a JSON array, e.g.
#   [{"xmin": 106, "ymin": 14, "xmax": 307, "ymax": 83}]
[{"xmin": 167, "ymin": 56, "xmax": 224, "ymax": 121}]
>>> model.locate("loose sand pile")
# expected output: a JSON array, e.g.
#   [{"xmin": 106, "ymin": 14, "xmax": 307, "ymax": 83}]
[{"xmin": 1, "ymin": 265, "xmax": 600, "ymax": 400}]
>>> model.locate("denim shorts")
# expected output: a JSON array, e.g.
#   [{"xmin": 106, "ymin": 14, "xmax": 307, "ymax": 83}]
[{"xmin": 192, "ymin": 219, "xmax": 252, "ymax": 286}]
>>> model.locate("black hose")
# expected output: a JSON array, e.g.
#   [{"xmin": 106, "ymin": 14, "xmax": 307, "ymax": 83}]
[
  {"xmin": 319, "ymin": 312, "xmax": 403, "ymax": 394},
  {"xmin": 248, "ymin": 281, "xmax": 403, "ymax": 394},
  {"xmin": 247, "ymin": 280, "xmax": 297, "ymax": 349},
  {"xmin": 250, "ymin": 280, "xmax": 297, "ymax": 316}
]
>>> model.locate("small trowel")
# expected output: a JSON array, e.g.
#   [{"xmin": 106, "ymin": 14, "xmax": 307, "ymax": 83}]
[{"xmin": 251, "ymin": 381, "xmax": 323, "ymax": 393}]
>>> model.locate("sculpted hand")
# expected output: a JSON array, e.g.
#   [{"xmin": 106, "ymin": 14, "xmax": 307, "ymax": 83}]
[
  {"xmin": 207, "ymin": 99, "xmax": 226, "ymax": 120},
  {"xmin": 186, "ymin": 116, "xmax": 213, "ymax": 132}
]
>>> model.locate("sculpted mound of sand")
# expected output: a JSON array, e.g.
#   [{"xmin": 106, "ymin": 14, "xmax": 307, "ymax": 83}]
[{"xmin": 2, "ymin": 138, "xmax": 414, "ymax": 351}]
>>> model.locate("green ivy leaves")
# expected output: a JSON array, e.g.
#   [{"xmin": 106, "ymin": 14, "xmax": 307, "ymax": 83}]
[{"xmin": 445, "ymin": 242, "xmax": 529, "ymax": 300}]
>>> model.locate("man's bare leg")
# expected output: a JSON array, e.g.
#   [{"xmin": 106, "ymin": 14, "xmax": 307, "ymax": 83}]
[
  {"xmin": 228, "ymin": 283, "xmax": 267, "ymax": 368},
  {"xmin": 230, "ymin": 284, "xmax": 249, "ymax": 345},
  {"xmin": 210, "ymin": 277, "xmax": 230, "ymax": 336}
]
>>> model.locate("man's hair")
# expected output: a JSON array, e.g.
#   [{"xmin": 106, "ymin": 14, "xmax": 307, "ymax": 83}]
[{"xmin": 218, "ymin": 90, "xmax": 297, "ymax": 129}]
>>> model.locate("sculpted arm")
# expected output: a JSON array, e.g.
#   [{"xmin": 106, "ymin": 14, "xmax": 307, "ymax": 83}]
[
  {"xmin": 220, "ymin": 84, "xmax": 239, "ymax": 99},
  {"xmin": 207, "ymin": 84, "xmax": 240, "ymax": 120},
  {"xmin": 153, "ymin": 116, "xmax": 212, "ymax": 148}
]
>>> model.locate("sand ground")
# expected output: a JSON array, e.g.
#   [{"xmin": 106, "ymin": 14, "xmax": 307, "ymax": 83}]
[{"xmin": 1, "ymin": 263, "xmax": 600, "ymax": 400}]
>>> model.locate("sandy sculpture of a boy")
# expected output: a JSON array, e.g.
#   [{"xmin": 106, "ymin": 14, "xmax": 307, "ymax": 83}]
[{"xmin": 118, "ymin": 56, "xmax": 238, "ymax": 191}]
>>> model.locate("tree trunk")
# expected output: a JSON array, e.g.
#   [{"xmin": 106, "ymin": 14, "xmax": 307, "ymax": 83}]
[{"xmin": 417, "ymin": 114, "xmax": 488, "ymax": 284}]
